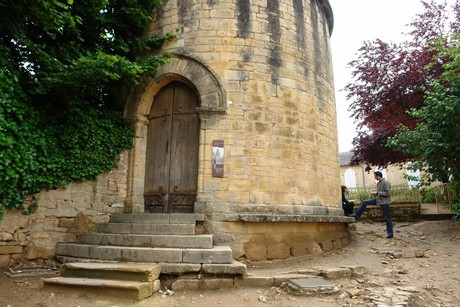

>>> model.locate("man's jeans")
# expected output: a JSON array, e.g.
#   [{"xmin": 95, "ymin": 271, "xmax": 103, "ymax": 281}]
[{"xmin": 354, "ymin": 198, "xmax": 394, "ymax": 236}]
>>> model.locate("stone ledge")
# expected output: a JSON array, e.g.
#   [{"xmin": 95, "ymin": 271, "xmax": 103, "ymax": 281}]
[{"xmin": 208, "ymin": 214, "xmax": 354, "ymax": 223}]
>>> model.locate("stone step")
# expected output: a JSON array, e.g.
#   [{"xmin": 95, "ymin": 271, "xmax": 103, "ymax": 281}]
[
  {"xmin": 43, "ymin": 276, "xmax": 159, "ymax": 300},
  {"xmin": 54, "ymin": 256, "xmax": 247, "ymax": 276},
  {"xmin": 111, "ymin": 213, "xmax": 205, "ymax": 224},
  {"xmin": 55, "ymin": 244, "xmax": 234, "ymax": 264},
  {"xmin": 99, "ymin": 223, "xmax": 196, "ymax": 235},
  {"xmin": 60, "ymin": 262, "xmax": 161, "ymax": 282},
  {"xmin": 161, "ymin": 261, "xmax": 247, "ymax": 275},
  {"xmin": 78, "ymin": 233, "xmax": 213, "ymax": 249}
]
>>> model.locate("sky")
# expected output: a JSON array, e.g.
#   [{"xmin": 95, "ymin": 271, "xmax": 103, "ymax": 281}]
[{"xmin": 329, "ymin": 0, "xmax": 456, "ymax": 153}]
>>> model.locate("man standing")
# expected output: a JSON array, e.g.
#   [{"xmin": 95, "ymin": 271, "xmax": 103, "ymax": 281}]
[{"xmin": 351, "ymin": 171, "xmax": 394, "ymax": 238}]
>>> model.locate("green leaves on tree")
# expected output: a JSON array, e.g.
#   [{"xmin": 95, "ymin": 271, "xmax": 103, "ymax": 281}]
[
  {"xmin": 388, "ymin": 34, "xmax": 460, "ymax": 219},
  {"xmin": 0, "ymin": 0, "xmax": 175, "ymax": 219}
]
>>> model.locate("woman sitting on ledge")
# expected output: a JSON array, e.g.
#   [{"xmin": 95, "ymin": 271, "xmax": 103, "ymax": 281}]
[{"xmin": 341, "ymin": 185, "xmax": 355, "ymax": 216}]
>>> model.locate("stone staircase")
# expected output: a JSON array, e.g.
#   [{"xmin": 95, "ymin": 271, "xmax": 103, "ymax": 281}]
[
  {"xmin": 44, "ymin": 262, "xmax": 162, "ymax": 300},
  {"xmin": 43, "ymin": 213, "xmax": 246, "ymax": 299}
]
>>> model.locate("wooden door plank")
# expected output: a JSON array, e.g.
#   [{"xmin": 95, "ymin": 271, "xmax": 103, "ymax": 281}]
[
  {"xmin": 144, "ymin": 83, "xmax": 174, "ymax": 212},
  {"xmin": 169, "ymin": 82, "xmax": 200, "ymax": 212}
]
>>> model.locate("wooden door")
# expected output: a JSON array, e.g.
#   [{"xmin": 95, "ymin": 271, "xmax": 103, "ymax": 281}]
[{"xmin": 144, "ymin": 81, "xmax": 200, "ymax": 213}]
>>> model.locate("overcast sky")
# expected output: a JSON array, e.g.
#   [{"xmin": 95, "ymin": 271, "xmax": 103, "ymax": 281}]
[{"xmin": 329, "ymin": 0, "xmax": 456, "ymax": 153}]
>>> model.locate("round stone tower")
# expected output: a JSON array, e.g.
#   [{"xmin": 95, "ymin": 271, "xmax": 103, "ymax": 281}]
[{"xmin": 124, "ymin": 0, "xmax": 348, "ymax": 260}]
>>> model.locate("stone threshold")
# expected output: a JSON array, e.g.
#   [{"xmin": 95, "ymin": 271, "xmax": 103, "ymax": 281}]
[{"xmin": 208, "ymin": 213, "xmax": 355, "ymax": 223}]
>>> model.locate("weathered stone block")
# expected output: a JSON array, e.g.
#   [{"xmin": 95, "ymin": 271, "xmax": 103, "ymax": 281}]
[
  {"xmin": 244, "ymin": 241, "xmax": 266, "ymax": 261},
  {"xmin": 267, "ymin": 243, "xmax": 290, "ymax": 260},
  {"xmin": 171, "ymin": 279, "xmax": 201, "ymax": 291},
  {"xmin": 203, "ymin": 278, "xmax": 234, "ymax": 290},
  {"xmin": 0, "ymin": 232, "xmax": 13, "ymax": 241},
  {"xmin": 0, "ymin": 254, "xmax": 10, "ymax": 268},
  {"xmin": 182, "ymin": 246, "xmax": 233, "ymax": 264},
  {"xmin": 202, "ymin": 261, "xmax": 247, "ymax": 275},
  {"xmin": 234, "ymin": 275, "xmax": 274, "ymax": 288},
  {"xmin": 27, "ymin": 245, "xmax": 54, "ymax": 259},
  {"xmin": 0, "ymin": 245, "xmax": 22, "ymax": 255}
]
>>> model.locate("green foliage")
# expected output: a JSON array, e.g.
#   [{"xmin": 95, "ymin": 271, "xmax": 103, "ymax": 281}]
[
  {"xmin": 447, "ymin": 183, "xmax": 460, "ymax": 220},
  {"xmin": 348, "ymin": 190, "xmax": 371, "ymax": 204},
  {"xmin": 420, "ymin": 187, "xmax": 437, "ymax": 203},
  {"xmin": 388, "ymin": 34, "xmax": 460, "ymax": 219},
  {"xmin": 344, "ymin": 1, "xmax": 458, "ymax": 167},
  {"xmin": 0, "ymin": 69, "xmax": 134, "ymax": 219},
  {"xmin": 0, "ymin": 0, "xmax": 174, "ymax": 218}
]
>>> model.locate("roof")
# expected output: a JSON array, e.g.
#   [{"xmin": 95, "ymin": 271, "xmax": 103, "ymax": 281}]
[{"xmin": 339, "ymin": 151, "xmax": 353, "ymax": 166}]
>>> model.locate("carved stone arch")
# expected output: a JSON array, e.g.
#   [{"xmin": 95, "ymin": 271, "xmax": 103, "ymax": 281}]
[
  {"xmin": 124, "ymin": 54, "xmax": 226, "ymax": 213},
  {"xmin": 157, "ymin": 54, "xmax": 227, "ymax": 111},
  {"xmin": 126, "ymin": 53, "xmax": 227, "ymax": 119}
]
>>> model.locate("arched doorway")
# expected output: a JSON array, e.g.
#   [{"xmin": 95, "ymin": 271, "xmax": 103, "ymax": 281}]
[
  {"xmin": 144, "ymin": 81, "xmax": 200, "ymax": 213},
  {"xmin": 344, "ymin": 168, "xmax": 357, "ymax": 189}
]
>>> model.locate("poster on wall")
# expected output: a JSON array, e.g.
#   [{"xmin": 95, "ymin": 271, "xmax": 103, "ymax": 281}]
[{"xmin": 212, "ymin": 140, "xmax": 224, "ymax": 177}]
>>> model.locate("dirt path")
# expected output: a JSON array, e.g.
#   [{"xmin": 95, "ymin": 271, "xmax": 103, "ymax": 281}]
[{"xmin": 1, "ymin": 219, "xmax": 459, "ymax": 307}]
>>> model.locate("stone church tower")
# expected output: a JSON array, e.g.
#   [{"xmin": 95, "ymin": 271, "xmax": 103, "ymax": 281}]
[
  {"xmin": 122, "ymin": 0, "xmax": 348, "ymax": 259},
  {"xmin": 0, "ymin": 1, "xmax": 351, "ymax": 265}
]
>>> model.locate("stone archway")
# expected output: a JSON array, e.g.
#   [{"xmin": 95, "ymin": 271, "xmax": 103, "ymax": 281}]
[{"xmin": 123, "ymin": 54, "xmax": 227, "ymax": 213}]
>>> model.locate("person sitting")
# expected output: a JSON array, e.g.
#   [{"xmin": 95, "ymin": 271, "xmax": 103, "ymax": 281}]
[{"xmin": 341, "ymin": 185, "xmax": 355, "ymax": 216}]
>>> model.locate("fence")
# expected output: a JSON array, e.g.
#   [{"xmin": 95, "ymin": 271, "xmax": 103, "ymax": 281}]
[
  {"xmin": 347, "ymin": 185, "xmax": 421, "ymax": 204},
  {"xmin": 431, "ymin": 183, "xmax": 457, "ymax": 205},
  {"xmin": 347, "ymin": 185, "xmax": 421, "ymax": 221},
  {"xmin": 348, "ymin": 183, "xmax": 458, "ymax": 217}
]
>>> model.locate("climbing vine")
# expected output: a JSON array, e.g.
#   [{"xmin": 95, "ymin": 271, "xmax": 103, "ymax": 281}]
[
  {"xmin": 0, "ymin": 69, "xmax": 134, "ymax": 218},
  {"xmin": 0, "ymin": 0, "xmax": 175, "ymax": 218}
]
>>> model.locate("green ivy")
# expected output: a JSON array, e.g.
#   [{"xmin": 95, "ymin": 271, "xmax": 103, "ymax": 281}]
[
  {"xmin": 0, "ymin": 1, "xmax": 175, "ymax": 219},
  {"xmin": 0, "ymin": 69, "xmax": 133, "ymax": 219}
]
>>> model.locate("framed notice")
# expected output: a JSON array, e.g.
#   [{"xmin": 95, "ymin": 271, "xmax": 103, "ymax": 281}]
[{"xmin": 212, "ymin": 140, "xmax": 224, "ymax": 177}]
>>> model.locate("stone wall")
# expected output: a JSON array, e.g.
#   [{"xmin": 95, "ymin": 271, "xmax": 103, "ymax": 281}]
[
  {"xmin": 357, "ymin": 203, "xmax": 421, "ymax": 222},
  {"xmin": 0, "ymin": 152, "xmax": 129, "ymax": 268},
  {"xmin": 126, "ymin": 0, "xmax": 340, "ymax": 214},
  {"xmin": 220, "ymin": 221, "xmax": 348, "ymax": 261},
  {"xmin": 210, "ymin": 218, "xmax": 350, "ymax": 261}
]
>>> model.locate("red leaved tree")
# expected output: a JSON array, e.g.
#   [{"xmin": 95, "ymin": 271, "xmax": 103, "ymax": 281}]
[{"xmin": 344, "ymin": 0, "xmax": 459, "ymax": 167}]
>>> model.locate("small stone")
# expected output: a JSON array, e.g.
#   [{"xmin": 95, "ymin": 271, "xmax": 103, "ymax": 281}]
[
  {"xmin": 166, "ymin": 289, "xmax": 174, "ymax": 296},
  {"xmin": 259, "ymin": 295, "xmax": 267, "ymax": 302},
  {"xmin": 1, "ymin": 233, "xmax": 14, "ymax": 241},
  {"xmin": 339, "ymin": 292, "xmax": 350, "ymax": 299},
  {"xmin": 398, "ymin": 268, "xmax": 409, "ymax": 274},
  {"xmin": 415, "ymin": 250, "xmax": 425, "ymax": 258},
  {"xmin": 397, "ymin": 286, "xmax": 419, "ymax": 293},
  {"xmin": 350, "ymin": 266, "xmax": 368, "ymax": 275},
  {"xmin": 348, "ymin": 288, "xmax": 363, "ymax": 297}
]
